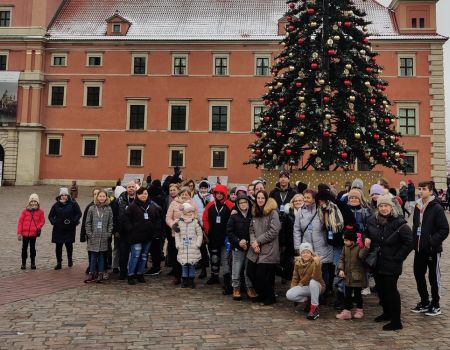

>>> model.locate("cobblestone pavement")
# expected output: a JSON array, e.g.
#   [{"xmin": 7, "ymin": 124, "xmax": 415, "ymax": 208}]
[{"xmin": 0, "ymin": 185, "xmax": 449, "ymax": 349}]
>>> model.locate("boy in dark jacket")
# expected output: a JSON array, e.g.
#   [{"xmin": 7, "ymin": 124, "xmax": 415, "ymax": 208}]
[{"xmin": 411, "ymin": 181, "xmax": 449, "ymax": 316}]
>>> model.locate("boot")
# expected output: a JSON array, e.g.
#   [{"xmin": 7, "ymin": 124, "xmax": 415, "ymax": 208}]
[
  {"xmin": 30, "ymin": 258, "xmax": 36, "ymax": 270},
  {"xmin": 54, "ymin": 262, "xmax": 62, "ymax": 270},
  {"xmin": 127, "ymin": 276, "xmax": 137, "ymax": 285},
  {"xmin": 21, "ymin": 258, "xmax": 26, "ymax": 270},
  {"xmin": 136, "ymin": 274, "xmax": 146, "ymax": 283},
  {"xmin": 84, "ymin": 273, "xmax": 96, "ymax": 283},
  {"xmin": 181, "ymin": 278, "xmax": 189, "ymax": 288},
  {"xmin": 68, "ymin": 257, "xmax": 73, "ymax": 267},
  {"xmin": 190, "ymin": 278, "xmax": 196, "ymax": 289},
  {"xmin": 307, "ymin": 304, "xmax": 320, "ymax": 320},
  {"xmin": 353, "ymin": 308, "xmax": 364, "ymax": 319},
  {"xmin": 246, "ymin": 288, "xmax": 257, "ymax": 300},
  {"xmin": 222, "ymin": 273, "xmax": 233, "ymax": 295},
  {"xmin": 233, "ymin": 288, "xmax": 242, "ymax": 301},
  {"xmin": 206, "ymin": 274, "xmax": 220, "ymax": 285},
  {"xmin": 336, "ymin": 309, "xmax": 352, "ymax": 320},
  {"xmin": 96, "ymin": 273, "xmax": 104, "ymax": 283},
  {"xmin": 172, "ymin": 276, "xmax": 181, "ymax": 285},
  {"xmin": 198, "ymin": 266, "xmax": 207, "ymax": 279}
]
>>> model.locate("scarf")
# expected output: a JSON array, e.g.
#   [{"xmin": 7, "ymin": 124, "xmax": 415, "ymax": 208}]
[{"xmin": 318, "ymin": 201, "xmax": 344, "ymax": 233}]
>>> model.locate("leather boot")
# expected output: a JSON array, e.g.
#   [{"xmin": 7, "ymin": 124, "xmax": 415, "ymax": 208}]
[
  {"xmin": 233, "ymin": 288, "xmax": 242, "ymax": 301},
  {"xmin": 246, "ymin": 287, "xmax": 257, "ymax": 300},
  {"xmin": 21, "ymin": 258, "xmax": 26, "ymax": 270},
  {"xmin": 222, "ymin": 273, "xmax": 233, "ymax": 295},
  {"xmin": 30, "ymin": 257, "xmax": 36, "ymax": 270}
]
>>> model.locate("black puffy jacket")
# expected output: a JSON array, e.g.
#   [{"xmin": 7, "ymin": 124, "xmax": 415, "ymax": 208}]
[
  {"xmin": 124, "ymin": 199, "xmax": 163, "ymax": 244},
  {"xmin": 226, "ymin": 209, "xmax": 252, "ymax": 251}
]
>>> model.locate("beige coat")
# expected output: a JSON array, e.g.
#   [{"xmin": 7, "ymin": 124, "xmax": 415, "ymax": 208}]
[
  {"xmin": 175, "ymin": 218, "xmax": 203, "ymax": 265},
  {"xmin": 291, "ymin": 256, "xmax": 326, "ymax": 292},
  {"xmin": 166, "ymin": 197, "xmax": 198, "ymax": 236}
]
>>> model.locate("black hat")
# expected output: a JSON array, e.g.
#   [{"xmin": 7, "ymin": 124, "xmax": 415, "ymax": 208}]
[
  {"xmin": 316, "ymin": 188, "xmax": 335, "ymax": 202},
  {"xmin": 296, "ymin": 182, "xmax": 308, "ymax": 194},
  {"xmin": 343, "ymin": 226, "xmax": 358, "ymax": 242},
  {"xmin": 317, "ymin": 183, "xmax": 330, "ymax": 192},
  {"xmin": 279, "ymin": 170, "xmax": 290, "ymax": 179}
]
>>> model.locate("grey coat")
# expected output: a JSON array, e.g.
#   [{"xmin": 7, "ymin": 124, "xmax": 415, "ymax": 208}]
[
  {"xmin": 85, "ymin": 204, "xmax": 113, "ymax": 252},
  {"xmin": 293, "ymin": 204, "xmax": 333, "ymax": 264},
  {"xmin": 247, "ymin": 198, "xmax": 281, "ymax": 264}
]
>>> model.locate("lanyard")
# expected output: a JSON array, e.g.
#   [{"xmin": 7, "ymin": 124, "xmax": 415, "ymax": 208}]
[
  {"xmin": 215, "ymin": 203, "xmax": 224, "ymax": 216},
  {"xmin": 280, "ymin": 192, "xmax": 288, "ymax": 204},
  {"xmin": 140, "ymin": 204, "xmax": 150, "ymax": 213},
  {"xmin": 95, "ymin": 207, "xmax": 104, "ymax": 219}
]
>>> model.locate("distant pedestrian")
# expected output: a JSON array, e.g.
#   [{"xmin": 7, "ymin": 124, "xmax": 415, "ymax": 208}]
[
  {"xmin": 17, "ymin": 194, "xmax": 45, "ymax": 270},
  {"xmin": 70, "ymin": 180, "xmax": 78, "ymax": 200}
]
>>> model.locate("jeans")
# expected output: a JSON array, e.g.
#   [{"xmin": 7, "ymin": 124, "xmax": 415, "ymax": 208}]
[
  {"xmin": 231, "ymin": 249, "xmax": 252, "ymax": 288},
  {"xmin": 22, "ymin": 237, "xmax": 37, "ymax": 262},
  {"xmin": 286, "ymin": 279, "xmax": 322, "ymax": 306},
  {"xmin": 89, "ymin": 251, "xmax": 105, "ymax": 274},
  {"xmin": 246, "ymin": 260, "xmax": 276, "ymax": 302},
  {"xmin": 182, "ymin": 263, "xmax": 196, "ymax": 278},
  {"xmin": 333, "ymin": 246, "xmax": 345, "ymax": 293},
  {"xmin": 55, "ymin": 243, "xmax": 73, "ymax": 263},
  {"xmin": 128, "ymin": 241, "xmax": 151, "ymax": 276}
]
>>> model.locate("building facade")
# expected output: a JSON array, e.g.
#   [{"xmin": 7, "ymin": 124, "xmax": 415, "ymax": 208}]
[{"xmin": 0, "ymin": 0, "xmax": 447, "ymax": 188}]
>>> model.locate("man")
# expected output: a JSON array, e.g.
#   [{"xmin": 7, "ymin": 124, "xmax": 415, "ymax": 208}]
[
  {"xmin": 270, "ymin": 171, "xmax": 297, "ymax": 213},
  {"xmin": 411, "ymin": 181, "xmax": 449, "ymax": 316}
]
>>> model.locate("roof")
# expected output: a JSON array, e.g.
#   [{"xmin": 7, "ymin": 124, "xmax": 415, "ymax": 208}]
[{"xmin": 46, "ymin": 0, "xmax": 447, "ymax": 41}]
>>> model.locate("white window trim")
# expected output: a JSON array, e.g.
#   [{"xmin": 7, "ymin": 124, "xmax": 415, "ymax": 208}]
[
  {"xmin": 213, "ymin": 54, "xmax": 229, "ymax": 76},
  {"xmin": 83, "ymin": 81, "xmax": 103, "ymax": 107},
  {"xmin": 169, "ymin": 145, "xmax": 186, "ymax": 168},
  {"xmin": 254, "ymin": 54, "xmax": 272, "ymax": 76},
  {"xmin": 86, "ymin": 52, "xmax": 103, "ymax": 67},
  {"xmin": 404, "ymin": 152, "xmax": 418, "ymax": 174},
  {"xmin": 398, "ymin": 53, "xmax": 416, "ymax": 77},
  {"xmin": 126, "ymin": 100, "xmax": 148, "ymax": 130},
  {"xmin": 251, "ymin": 102, "xmax": 265, "ymax": 131},
  {"xmin": 210, "ymin": 146, "xmax": 228, "ymax": 169},
  {"xmin": 168, "ymin": 100, "xmax": 190, "ymax": 131},
  {"xmin": 47, "ymin": 82, "xmax": 67, "ymax": 107},
  {"xmin": 46, "ymin": 135, "xmax": 62, "ymax": 156},
  {"xmin": 51, "ymin": 53, "xmax": 68, "ymax": 67},
  {"xmin": 81, "ymin": 135, "xmax": 98, "ymax": 157},
  {"xmin": 209, "ymin": 100, "xmax": 230, "ymax": 132},
  {"xmin": 396, "ymin": 102, "xmax": 419, "ymax": 136},
  {"xmin": 172, "ymin": 54, "xmax": 188, "ymax": 75},
  {"xmin": 0, "ymin": 50, "xmax": 9, "ymax": 70},
  {"xmin": 112, "ymin": 23, "xmax": 121, "ymax": 33},
  {"xmin": 128, "ymin": 146, "xmax": 144, "ymax": 167},
  {"xmin": 131, "ymin": 53, "xmax": 148, "ymax": 75},
  {"xmin": 0, "ymin": 7, "xmax": 12, "ymax": 27}
]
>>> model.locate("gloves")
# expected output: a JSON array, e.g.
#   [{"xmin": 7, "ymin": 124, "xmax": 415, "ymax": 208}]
[
  {"xmin": 356, "ymin": 233, "xmax": 364, "ymax": 249},
  {"xmin": 17, "ymin": 235, "xmax": 22, "ymax": 241},
  {"xmin": 172, "ymin": 223, "xmax": 180, "ymax": 233}
]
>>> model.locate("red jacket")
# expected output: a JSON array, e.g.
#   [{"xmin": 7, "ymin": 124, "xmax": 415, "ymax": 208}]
[
  {"xmin": 202, "ymin": 184, "xmax": 234, "ymax": 236},
  {"xmin": 17, "ymin": 208, "xmax": 45, "ymax": 237}
]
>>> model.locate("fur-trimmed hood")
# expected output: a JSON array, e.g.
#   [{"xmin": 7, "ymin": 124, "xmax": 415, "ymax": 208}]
[{"xmin": 252, "ymin": 197, "xmax": 278, "ymax": 217}]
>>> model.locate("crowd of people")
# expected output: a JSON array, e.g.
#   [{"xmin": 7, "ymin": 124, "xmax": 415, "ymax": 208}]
[{"xmin": 16, "ymin": 170, "xmax": 449, "ymax": 331}]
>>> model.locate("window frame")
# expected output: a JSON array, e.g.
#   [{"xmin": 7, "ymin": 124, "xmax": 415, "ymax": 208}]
[
  {"xmin": 83, "ymin": 81, "xmax": 103, "ymax": 107},
  {"xmin": 0, "ymin": 51, "xmax": 8, "ymax": 71},
  {"xmin": 126, "ymin": 99, "xmax": 148, "ymax": 131},
  {"xmin": 355, "ymin": 158, "xmax": 372, "ymax": 171},
  {"xmin": 398, "ymin": 53, "xmax": 416, "ymax": 77},
  {"xmin": 128, "ymin": 146, "xmax": 144, "ymax": 167},
  {"xmin": 251, "ymin": 102, "xmax": 265, "ymax": 130},
  {"xmin": 0, "ymin": 9, "xmax": 11, "ymax": 27},
  {"xmin": 169, "ymin": 145, "xmax": 186, "ymax": 168},
  {"xmin": 46, "ymin": 135, "xmax": 62, "ymax": 156},
  {"xmin": 172, "ymin": 54, "xmax": 188, "ymax": 75},
  {"xmin": 209, "ymin": 100, "xmax": 230, "ymax": 132},
  {"xmin": 254, "ymin": 54, "xmax": 271, "ymax": 76},
  {"xmin": 51, "ymin": 53, "xmax": 68, "ymax": 67},
  {"xmin": 210, "ymin": 146, "xmax": 228, "ymax": 169},
  {"xmin": 131, "ymin": 53, "xmax": 148, "ymax": 75},
  {"xmin": 396, "ymin": 103, "xmax": 419, "ymax": 136},
  {"xmin": 112, "ymin": 23, "xmax": 121, "ymax": 33},
  {"xmin": 86, "ymin": 52, "xmax": 103, "ymax": 67},
  {"xmin": 47, "ymin": 82, "xmax": 67, "ymax": 107},
  {"xmin": 213, "ymin": 54, "xmax": 229, "ymax": 76},
  {"xmin": 168, "ymin": 100, "xmax": 190, "ymax": 131},
  {"xmin": 404, "ymin": 152, "xmax": 417, "ymax": 174},
  {"xmin": 82, "ymin": 136, "xmax": 98, "ymax": 157}
]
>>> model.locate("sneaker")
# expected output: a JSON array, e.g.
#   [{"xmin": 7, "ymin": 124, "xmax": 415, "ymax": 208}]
[
  {"xmin": 336, "ymin": 309, "xmax": 352, "ymax": 320},
  {"xmin": 233, "ymin": 288, "xmax": 242, "ymax": 301},
  {"xmin": 307, "ymin": 305, "xmax": 320, "ymax": 320},
  {"xmin": 102, "ymin": 272, "xmax": 109, "ymax": 280},
  {"xmin": 353, "ymin": 308, "xmax": 364, "ymax": 319},
  {"xmin": 411, "ymin": 301, "xmax": 430, "ymax": 313},
  {"xmin": 425, "ymin": 306, "xmax": 442, "ymax": 316},
  {"xmin": 84, "ymin": 274, "xmax": 96, "ymax": 283},
  {"xmin": 96, "ymin": 273, "xmax": 104, "ymax": 283},
  {"xmin": 127, "ymin": 276, "xmax": 137, "ymax": 285},
  {"xmin": 145, "ymin": 267, "xmax": 161, "ymax": 276},
  {"xmin": 361, "ymin": 287, "xmax": 371, "ymax": 296}
]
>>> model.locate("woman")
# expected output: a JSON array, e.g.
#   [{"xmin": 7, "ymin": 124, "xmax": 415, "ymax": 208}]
[
  {"xmin": 48, "ymin": 188, "xmax": 82, "ymax": 270},
  {"xmin": 17, "ymin": 194, "xmax": 45, "ymax": 270},
  {"xmin": 365, "ymin": 194, "xmax": 413, "ymax": 331},
  {"xmin": 80, "ymin": 187, "xmax": 101, "ymax": 274},
  {"xmin": 125, "ymin": 187, "xmax": 163, "ymax": 285},
  {"xmin": 183, "ymin": 179, "xmax": 197, "ymax": 198},
  {"xmin": 246, "ymin": 190, "xmax": 281, "ymax": 305},
  {"xmin": 166, "ymin": 186, "xmax": 199, "ymax": 284}
]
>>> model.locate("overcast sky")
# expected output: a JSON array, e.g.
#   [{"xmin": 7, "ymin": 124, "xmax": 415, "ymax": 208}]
[{"xmin": 377, "ymin": 0, "xmax": 450, "ymax": 155}]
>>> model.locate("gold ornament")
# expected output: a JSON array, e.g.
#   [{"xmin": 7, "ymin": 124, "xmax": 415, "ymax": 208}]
[
  {"xmin": 312, "ymin": 52, "xmax": 319, "ymax": 59},
  {"xmin": 325, "ymin": 113, "xmax": 332, "ymax": 120},
  {"xmin": 327, "ymin": 39, "xmax": 334, "ymax": 45},
  {"xmin": 262, "ymin": 132, "xmax": 267, "ymax": 138},
  {"xmin": 276, "ymin": 82, "xmax": 283, "ymax": 88},
  {"xmin": 268, "ymin": 86, "xmax": 273, "ymax": 91},
  {"xmin": 345, "ymin": 64, "xmax": 352, "ymax": 69},
  {"xmin": 289, "ymin": 52, "xmax": 294, "ymax": 57},
  {"xmin": 311, "ymin": 149, "xmax": 318, "ymax": 155},
  {"xmin": 310, "ymin": 22, "xmax": 317, "ymax": 28},
  {"xmin": 334, "ymin": 35, "xmax": 340, "ymax": 41},
  {"xmin": 332, "ymin": 25, "xmax": 339, "ymax": 30},
  {"xmin": 289, "ymin": 65, "xmax": 295, "ymax": 71},
  {"xmin": 298, "ymin": 71, "xmax": 306, "ymax": 78},
  {"xmin": 360, "ymin": 49, "xmax": 366, "ymax": 55},
  {"xmin": 349, "ymin": 95, "xmax": 356, "ymax": 102},
  {"xmin": 299, "ymin": 131, "xmax": 305, "ymax": 137},
  {"xmin": 370, "ymin": 117, "xmax": 376, "ymax": 122},
  {"xmin": 318, "ymin": 79, "xmax": 325, "ymax": 85},
  {"xmin": 267, "ymin": 149, "xmax": 273, "ymax": 155},
  {"xmin": 298, "ymin": 96, "xmax": 305, "ymax": 102},
  {"xmin": 365, "ymin": 81, "xmax": 371, "ymax": 87},
  {"xmin": 280, "ymin": 115, "xmax": 286, "ymax": 121},
  {"xmin": 355, "ymin": 132, "xmax": 361, "ymax": 139},
  {"xmin": 300, "ymin": 103, "xmax": 307, "ymax": 108}
]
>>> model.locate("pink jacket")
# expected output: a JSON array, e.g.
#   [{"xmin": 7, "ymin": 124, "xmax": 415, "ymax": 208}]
[
  {"xmin": 166, "ymin": 197, "xmax": 198, "ymax": 235},
  {"xmin": 17, "ymin": 208, "xmax": 45, "ymax": 237}
]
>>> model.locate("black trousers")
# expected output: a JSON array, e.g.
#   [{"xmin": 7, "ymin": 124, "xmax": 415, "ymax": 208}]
[
  {"xmin": 167, "ymin": 234, "xmax": 181, "ymax": 278},
  {"xmin": 374, "ymin": 273, "xmax": 401, "ymax": 324},
  {"xmin": 200, "ymin": 244, "xmax": 210, "ymax": 268},
  {"xmin": 150, "ymin": 237, "xmax": 161, "ymax": 269},
  {"xmin": 22, "ymin": 237, "xmax": 36, "ymax": 261},
  {"xmin": 246, "ymin": 260, "xmax": 276, "ymax": 302},
  {"xmin": 55, "ymin": 243, "xmax": 73, "ymax": 262},
  {"xmin": 413, "ymin": 251, "xmax": 441, "ymax": 307},
  {"xmin": 118, "ymin": 238, "xmax": 130, "ymax": 277},
  {"xmin": 344, "ymin": 286, "xmax": 363, "ymax": 309}
]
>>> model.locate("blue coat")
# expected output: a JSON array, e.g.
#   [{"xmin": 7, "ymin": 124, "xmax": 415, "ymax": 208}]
[{"xmin": 48, "ymin": 199, "xmax": 82, "ymax": 244}]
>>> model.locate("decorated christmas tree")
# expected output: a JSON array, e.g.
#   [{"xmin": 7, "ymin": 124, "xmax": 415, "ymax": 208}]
[{"xmin": 246, "ymin": 0, "xmax": 407, "ymax": 172}]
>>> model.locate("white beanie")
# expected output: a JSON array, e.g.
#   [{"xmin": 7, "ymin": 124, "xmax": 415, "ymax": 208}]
[
  {"xmin": 59, "ymin": 187, "xmax": 69, "ymax": 196},
  {"xmin": 299, "ymin": 242, "xmax": 314, "ymax": 255},
  {"xmin": 180, "ymin": 202, "xmax": 195, "ymax": 213},
  {"xmin": 29, "ymin": 193, "xmax": 39, "ymax": 204}
]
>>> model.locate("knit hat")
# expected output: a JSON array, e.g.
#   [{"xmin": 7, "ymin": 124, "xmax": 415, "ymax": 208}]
[
  {"xmin": 236, "ymin": 193, "xmax": 250, "ymax": 205},
  {"xmin": 29, "ymin": 193, "xmax": 39, "ymax": 204},
  {"xmin": 299, "ymin": 242, "xmax": 314, "ymax": 255},
  {"xmin": 296, "ymin": 181, "xmax": 308, "ymax": 194},
  {"xmin": 348, "ymin": 188, "xmax": 362, "ymax": 201},
  {"xmin": 199, "ymin": 180, "xmax": 210, "ymax": 189},
  {"xmin": 279, "ymin": 170, "xmax": 290, "ymax": 179},
  {"xmin": 343, "ymin": 226, "xmax": 357, "ymax": 242},
  {"xmin": 114, "ymin": 186, "xmax": 126, "ymax": 198},
  {"xmin": 370, "ymin": 184, "xmax": 384, "ymax": 196},
  {"xmin": 180, "ymin": 202, "xmax": 195, "ymax": 213},
  {"xmin": 235, "ymin": 185, "xmax": 248, "ymax": 195},
  {"xmin": 59, "ymin": 187, "xmax": 69, "ymax": 197},
  {"xmin": 351, "ymin": 178, "xmax": 364, "ymax": 191},
  {"xmin": 316, "ymin": 188, "xmax": 334, "ymax": 202},
  {"xmin": 377, "ymin": 194, "xmax": 393, "ymax": 207}
]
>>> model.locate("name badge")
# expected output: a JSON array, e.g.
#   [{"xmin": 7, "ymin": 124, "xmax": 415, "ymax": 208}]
[
  {"xmin": 280, "ymin": 205, "xmax": 285, "ymax": 212},
  {"xmin": 144, "ymin": 213, "xmax": 149, "ymax": 220},
  {"xmin": 417, "ymin": 227, "xmax": 422, "ymax": 236},
  {"xmin": 216, "ymin": 216, "xmax": 221, "ymax": 224},
  {"xmin": 183, "ymin": 237, "xmax": 192, "ymax": 246},
  {"xmin": 97, "ymin": 221, "xmax": 103, "ymax": 229}
]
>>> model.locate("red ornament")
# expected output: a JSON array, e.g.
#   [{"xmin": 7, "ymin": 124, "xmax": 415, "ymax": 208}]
[
  {"xmin": 307, "ymin": 8, "xmax": 315, "ymax": 15},
  {"xmin": 363, "ymin": 37, "xmax": 369, "ymax": 44},
  {"xmin": 341, "ymin": 152, "xmax": 348, "ymax": 159},
  {"xmin": 276, "ymin": 131, "xmax": 282, "ymax": 138},
  {"xmin": 323, "ymin": 131, "xmax": 331, "ymax": 138},
  {"xmin": 399, "ymin": 152, "xmax": 405, "ymax": 158},
  {"xmin": 349, "ymin": 115, "xmax": 356, "ymax": 123},
  {"xmin": 328, "ymin": 49, "xmax": 336, "ymax": 55},
  {"xmin": 289, "ymin": 3, "xmax": 295, "ymax": 9},
  {"xmin": 344, "ymin": 21, "xmax": 351, "ymax": 28},
  {"xmin": 263, "ymin": 99, "xmax": 270, "ymax": 105},
  {"xmin": 373, "ymin": 133, "xmax": 380, "ymax": 140},
  {"xmin": 278, "ymin": 97, "xmax": 285, "ymax": 104},
  {"xmin": 381, "ymin": 151, "xmax": 388, "ymax": 158},
  {"xmin": 370, "ymin": 98, "xmax": 376, "ymax": 105},
  {"xmin": 288, "ymin": 25, "xmax": 295, "ymax": 31},
  {"xmin": 272, "ymin": 68, "xmax": 278, "ymax": 73},
  {"xmin": 286, "ymin": 16, "xmax": 292, "ymax": 22},
  {"xmin": 255, "ymin": 131, "xmax": 262, "ymax": 137},
  {"xmin": 298, "ymin": 38, "xmax": 305, "ymax": 44},
  {"xmin": 395, "ymin": 136, "xmax": 400, "ymax": 142},
  {"xmin": 311, "ymin": 62, "xmax": 318, "ymax": 69},
  {"xmin": 370, "ymin": 57, "xmax": 377, "ymax": 63},
  {"xmin": 295, "ymin": 82, "xmax": 303, "ymax": 88},
  {"xmin": 384, "ymin": 118, "xmax": 391, "ymax": 125},
  {"xmin": 344, "ymin": 80, "xmax": 352, "ymax": 87},
  {"xmin": 297, "ymin": 113, "xmax": 306, "ymax": 120},
  {"xmin": 263, "ymin": 116, "xmax": 271, "ymax": 123},
  {"xmin": 366, "ymin": 67, "xmax": 374, "ymax": 73},
  {"xmin": 323, "ymin": 96, "xmax": 330, "ymax": 103},
  {"xmin": 285, "ymin": 149, "xmax": 292, "ymax": 155}
]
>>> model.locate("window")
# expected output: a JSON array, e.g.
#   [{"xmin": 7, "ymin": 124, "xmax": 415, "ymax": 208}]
[
  {"xmin": 47, "ymin": 136, "xmax": 62, "ymax": 156},
  {"xmin": 214, "ymin": 55, "xmax": 228, "ymax": 76},
  {"xmin": 173, "ymin": 54, "xmax": 188, "ymax": 75},
  {"xmin": 169, "ymin": 103, "xmax": 189, "ymax": 131},
  {"xmin": 356, "ymin": 159, "xmax": 371, "ymax": 171},
  {"xmin": 49, "ymin": 85, "xmax": 66, "ymax": 106},
  {"xmin": 0, "ymin": 10, "xmax": 11, "ymax": 27},
  {"xmin": 0, "ymin": 53, "xmax": 7, "ymax": 71},
  {"xmin": 399, "ymin": 57, "xmax": 414, "ymax": 77},
  {"xmin": 255, "ymin": 55, "xmax": 271, "ymax": 76},
  {"xmin": 87, "ymin": 53, "xmax": 103, "ymax": 67},
  {"xmin": 82, "ymin": 136, "xmax": 98, "ymax": 157},
  {"xmin": 113, "ymin": 23, "xmax": 121, "ymax": 33},
  {"xmin": 412, "ymin": 18, "xmax": 417, "ymax": 28},
  {"xmin": 419, "ymin": 18, "xmax": 425, "ymax": 28},
  {"xmin": 51, "ymin": 53, "xmax": 67, "ymax": 67},
  {"xmin": 132, "ymin": 53, "xmax": 147, "ymax": 75},
  {"xmin": 211, "ymin": 147, "xmax": 227, "ymax": 168},
  {"xmin": 404, "ymin": 153, "xmax": 417, "ymax": 174},
  {"xmin": 398, "ymin": 107, "xmax": 417, "ymax": 135},
  {"xmin": 252, "ymin": 104, "xmax": 265, "ymax": 129},
  {"xmin": 83, "ymin": 82, "xmax": 102, "ymax": 107},
  {"xmin": 211, "ymin": 105, "xmax": 229, "ymax": 131},
  {"xmin": 128, "ymin": 146, "xmax": 144, "ymax": 167},
  {"xmin": 169, "ymin": 146, "xmax": 186, "ymax": 167},
  {"xmin": 127, "ymin": 102, "xmax": 147, "ymax": 130}
]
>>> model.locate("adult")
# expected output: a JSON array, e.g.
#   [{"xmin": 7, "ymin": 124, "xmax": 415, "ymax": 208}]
[
  {"xmin": 407, "ymin": 180, "xmax": 416, "ymax": 212},
  {"xmin": 368, "ymin": 184, "xmax": 384, "ymax": 213},
  {"xmin": 270, "ymin": 170, "xmax": 297, "ymax": 214},
  {"xmin": 111, "ymin": 185, "xmax": 126, "ymax": 274},
  {"xmin": 399, "ymin": 181, "xmax": 409, "ymax": 217},
  {"xmin": 365, "ymin": 194, "xmax": 413, "ymax": 331},
  {"xmin": 165, "ymin": 183, "xmax": 181, "ymax": 277},
  {"xmin": 246, "ymin": 190, "xmax": 281, "ymax": 305},
  {"xmin": 48, "ymin": 188, "xmax": 82, "ymax": 270},
  {"xmin": 183, "ymin": 179, "xmax": 197, "ymax": 198},
  {"xmin": 80, "ymin": 187, "xmax": 101, "ymax": 274}
]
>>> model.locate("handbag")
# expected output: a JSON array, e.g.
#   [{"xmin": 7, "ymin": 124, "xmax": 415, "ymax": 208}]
[{"xmin": 365, "ymin": 246, "xmax": 379, "ymax": 268}]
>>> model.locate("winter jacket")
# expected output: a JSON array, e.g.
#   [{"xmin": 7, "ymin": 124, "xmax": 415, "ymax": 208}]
[
  {"xmin": 193, "ymin": 192, "xmax": 213, "ymax": 227},
  {"xmin": 281, "ymin": 205, "xmax": 297, "ymax": 250},
  {"xmin": 366, "ymin": 214, "xmax": 413, "ymax": 276},
  {"xmin": 80, "ymin": 201, "xmax": 95, "ymax": 242},
  {"xmin": 17, "ymin": 207, "xmax": 45, "ymax": 238},
  {"xmin": 226, "ymin": 208, "xmax": 252, "ymax": 251},
  {"xmin": 116, "ymin": 192, "xmax": 135, "ymax": 237},
  {"xmin": 412, "ymin": 198, "xmax": 449, "ymax": 254},
  {"xmin": 338, "ymin": 244, "xmax": 369, "ymax": 288},
  {"xmin": 399, "ymin": 186, "xmax": 408, "ymax": 202},
  {"xmin": 125, "ymin": 198, "xmax": 163, "ymax": 244},
  {"xmin": 269, "ymin": 184, "xmax": 297, "ymax": 213},
  {"xmin": 48, "ymin": 198, "xmax": 82, "ymax": 244},
  {"xmin": 175, "ymin": 218, "xmax": 203, "ymax": 265},
  {"xmin": 166, "ymin": 197, "xmax": 199, "ymax": 236},
  {"xmin": 348, "ymin": 205, "xmax": 371, "ymax": 236},
  {"xmin": 85, "ymin": 202, "xmax": 114, "ymax": 252},
  {"xmin": 290, "ymin": 255, "xmax": 325, "ymax": 292},
  {"xmin": 407, "ymin": 184, "xmax": 416, "ymax": 202},
  {"xmin": 247, "ymin": 198, "xmax": 281, "ymax": 264},
  {"xmin": 293, "ymin": 204, "xmax": 333, "ymax": 264}
]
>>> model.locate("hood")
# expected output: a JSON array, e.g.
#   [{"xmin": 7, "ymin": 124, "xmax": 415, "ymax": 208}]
[
  {"xmin": 212, "ymin": 184, "xmax": 228, "ymax": 203},
  {"xmin": 198, "ymin": 180, "xmax": 212, "ymax": 192}
]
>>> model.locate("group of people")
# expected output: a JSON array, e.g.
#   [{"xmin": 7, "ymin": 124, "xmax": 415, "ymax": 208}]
[{"xmin": 16, "ymin": 171, "xmax": 449, "ymax": 331}]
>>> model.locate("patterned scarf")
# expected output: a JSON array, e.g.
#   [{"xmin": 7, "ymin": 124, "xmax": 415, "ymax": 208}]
[{"xmin": 318, "ymin": 201, "xmax": 344, "ymax": 233}]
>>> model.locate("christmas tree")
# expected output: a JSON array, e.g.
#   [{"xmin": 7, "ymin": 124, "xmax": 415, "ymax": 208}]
[{"xmin": 246, "ymin": 0, "xmax": 407, "ymax": 172}]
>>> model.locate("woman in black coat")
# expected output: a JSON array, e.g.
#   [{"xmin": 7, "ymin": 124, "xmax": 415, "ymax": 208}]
[
  {"xmin": 48, "ymin": 187, "xmax": 82, "ymax": 270},
  {"xmin": 365, "ymin": 194, "xmax": 413, "ymax": 331}
]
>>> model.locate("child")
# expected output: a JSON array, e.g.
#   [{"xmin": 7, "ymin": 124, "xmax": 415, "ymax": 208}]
[
  {"xmin": 17, "ymin": 194, "xmax": 45, "ymax": 270},
  {"xmin": 336, "ymin": 226, "xmax": 369, "ymax": 320},
  {"xmin": 84, "ymin": 190, "xmax": 113, "ymax": 283},
  {"xmin": 286, "ymin": 243, "xmax": 326, "ymax": 320},
  {"xmin": 174, "ymin": 203, "xmax": 203, "ymax": 288}
]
